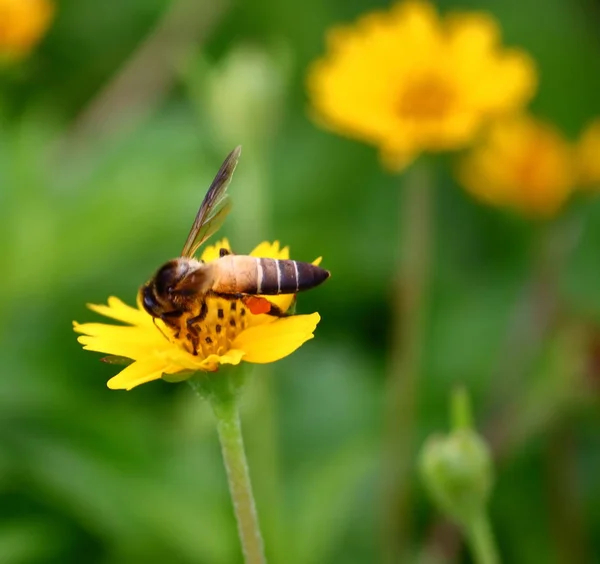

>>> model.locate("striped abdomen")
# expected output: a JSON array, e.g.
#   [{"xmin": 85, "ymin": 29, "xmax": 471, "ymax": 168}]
[{"xmin": 211, "ymin": 255, "xmax": 330, "ymax": 295}]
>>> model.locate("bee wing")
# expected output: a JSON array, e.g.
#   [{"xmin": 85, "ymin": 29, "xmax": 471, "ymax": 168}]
[{"xmin": 180, "ymin": 146, "xmax": 241, "ymax": 258}]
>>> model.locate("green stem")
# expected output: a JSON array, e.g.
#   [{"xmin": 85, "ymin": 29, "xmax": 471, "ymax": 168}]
[
  {"xmin": 484, "ymin": 214, "xmax": 581, "ymax": 455},
  {"xmin": 451, "ymin": 387, "xmax": 473, "ymax": 431},
  {"xmin": 465, "ymin": 512, "xmax": 499, "ymax": 564},
  {"xmin": 214, "ymin": 400, "xmax": 266, "ymax": 564},
  {"xmin": 190, "ymin": 373, "xmax": 266, "ymax": 564},
  {"xmin": 381, "ymin": 159, "xmax": 433, "ymax": 562}
]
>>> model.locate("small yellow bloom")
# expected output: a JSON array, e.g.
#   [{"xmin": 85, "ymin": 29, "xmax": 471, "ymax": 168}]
[
  {"xmin": 576, "ymin": 118, "xmax": 600, "ymax": 190},
  {"xmin": 74, "ymin": 240, "xmax": 322, "ymax": 390},
  {"xmin": 457, "ymin": 115, "xmax": 576, "ymax": 217},
  {"xmin": 0, "ymin": 0, "xmax": 54, "ymax": 60},
  {"xmin": 307, "ymin": 0, "xmax": 536, "ymax": 170}
]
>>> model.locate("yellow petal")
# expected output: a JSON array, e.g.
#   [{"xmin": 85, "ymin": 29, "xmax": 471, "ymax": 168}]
[
  {"xmin": 200, "ymin": 349, "xmax": 246, "ymax": 371},
  {"xmin": 201, "ymin": 238, "xmax": 231, "ymax": 262},
  {"xmin": 233, "ymin": 313, "xmax": 320, "ymax": 363},
  {"xmin": 266, "ymin": 294, "xmax": 295, "ymax": 314},
  {"xmin": 0, "ymin": 0, "xmax": 54, "ymax": 59},
  {"xmin": 576, "ymin": 118, "xmax": 600, "ymax": 188},
  {"xmin": 107, "ymin": 357, "xmax": 168, "ymax": 390},
  {"xmin": 74, "ymin": 322, "xmax": 166, "ymax": 359},
  {"xmin": 250, "ymin": 241, "xmax": 290, "ymax": 260},
  {"xmin": 86, "ymin": 297, "xmax": 151, "ymax": 327}
]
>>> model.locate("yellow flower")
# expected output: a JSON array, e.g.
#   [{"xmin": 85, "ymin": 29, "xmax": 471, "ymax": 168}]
[
  {"xmin": 457, "ymin": 115, "xmax": 576, "ymax": 217},
  {"xmin": 576, "ymin": 118, "xmax": 600, "ymax": 190},
  {"xmin": 307, "ymin": 0, "xmax": 536, "ymax": 170},
  {"xmin": 74, "ymin": 240, "xmax": 322, "ymax": 390},
  {"xmin": 0, "ymin": 0, "xmax": 54, "ymax": 60}
]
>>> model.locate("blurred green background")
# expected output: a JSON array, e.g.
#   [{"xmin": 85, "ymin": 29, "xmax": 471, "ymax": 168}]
[{"xmin": 2, "ymin": 0, "xmax": 600, "ymax": 562}]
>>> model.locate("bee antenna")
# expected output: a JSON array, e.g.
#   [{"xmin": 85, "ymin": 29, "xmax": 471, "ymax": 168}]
[{"xmin": 153, "ymin": 317, "xmax": 171, "ymax": 343}]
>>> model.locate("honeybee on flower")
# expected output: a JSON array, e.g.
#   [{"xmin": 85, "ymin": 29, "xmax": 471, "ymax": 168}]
[{"xmin": 74, "ymin": 148, "xmax": 329, "ymax": 390}]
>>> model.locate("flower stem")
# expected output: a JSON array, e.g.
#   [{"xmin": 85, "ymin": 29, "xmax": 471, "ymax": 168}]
[
  {"xmin": 214, "ymin": 399, "xmax": 266, "ymax": 564},
  {"xmin": 190, "ymin": 372, "xmax": 266, "ymax": 564},
  {"xmin": 465, "ymin": 511, "xmax": 499, "ymax": 564},
  {"xmin": 381, "ymin": 159, "xmax": 434, "ymax": 562}
]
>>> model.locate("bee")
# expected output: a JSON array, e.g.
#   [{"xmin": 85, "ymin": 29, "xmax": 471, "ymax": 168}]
[{"xmin": 141, "ymin": 146, "xmax": 330, "ymax": 354}]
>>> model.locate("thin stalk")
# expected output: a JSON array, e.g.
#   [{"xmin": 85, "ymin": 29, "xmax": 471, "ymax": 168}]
[
  {"xmin": 465, "ymin": 512, "xmax": 499, "ymax": 564},
  {"xmin": 485, "ymin": 214, "xmax": 582, "ymax": 455},
  {"xmin": 56, "ymin": 0, "xmax": 229, "ymax": 156},
  {"xmin": 190, "ymin": 373, "xmax": 266, "ymax": 564},
  {"xmin": 381, "ymin": 160, "xmax": 434, "ymax": 562},
  {"xmin": 245, "ymin": 367, "xmax": 285, "ymax": 559},
  {"xmin": 213, "ymin": 398, "xmax": 266, "ymax": 564},
  {"xmin": 546, "ymin": 422, "xmax": 589, "ymax": 563}
]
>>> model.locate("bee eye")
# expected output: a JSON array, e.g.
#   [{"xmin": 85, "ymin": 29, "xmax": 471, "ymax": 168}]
[
  {"xmin": 155, "ymin": 262, "xmax": 178, "ymax": 295},
  {"xmin": 142, "ymin": 286, "xmax": 160, "ymax": 316}
]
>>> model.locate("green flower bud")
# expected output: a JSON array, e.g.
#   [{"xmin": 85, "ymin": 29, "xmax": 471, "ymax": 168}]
[
  {"xmin": 419, "ymin": 389, "xmax": 493, "ymax": 526},
  {"xmin": 206, "ymin": 44, "xmax": 290, "ymax": 148}
]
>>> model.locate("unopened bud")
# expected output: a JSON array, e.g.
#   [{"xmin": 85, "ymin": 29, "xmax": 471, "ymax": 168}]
[
  {"xmin": 206, "ymin": 44, "xmax": 289, "ymax": 148},
  {"xmin": 419, "ymin": 388, "xmax": 493, "ymax": 526}
]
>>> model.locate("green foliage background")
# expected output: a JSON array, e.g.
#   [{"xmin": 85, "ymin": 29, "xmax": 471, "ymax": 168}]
[{"xmin": 1, "ymin": 0, "xmax": 600, "ymax": 562}]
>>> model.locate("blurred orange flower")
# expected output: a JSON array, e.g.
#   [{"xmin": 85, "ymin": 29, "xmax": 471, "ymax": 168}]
[
  {"xmin": 307, "ymin": 0, "xmax": 536, "ymax": 170},
  {"xmin": 458, "ymin": 115, "xmax": 576, "ymax": 217},
  {"xmin": 576, "ymin": 118, "xmax": 600, "ymax": 190},
  {"xmin": 0, "ymin": 0, "xmax": 54, "ymax": 61}
]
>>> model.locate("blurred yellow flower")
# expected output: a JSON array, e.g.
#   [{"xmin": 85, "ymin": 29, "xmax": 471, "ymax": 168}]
[
  {"xmin": 74, "ymin": 240, "xmax": 321, "ymax": 390},
  {"xmin": 307, "ymin": 0, "xmax": 536, "ymax": 170},
  {"xmin": 576, "ymin": 118, "xmax": 600, "ymax": 189},
  {"xmin": 0, "ymin": 0, "xmax": 54, "ymax": 60},
  {"xmin": 458, "ymin": 115, "xmax": 576, "ymax": 217}
]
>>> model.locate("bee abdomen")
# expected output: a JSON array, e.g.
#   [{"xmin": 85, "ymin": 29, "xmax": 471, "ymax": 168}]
[{"xmin": 257, "ymin": 258, "xmax": 329, "ymax": 295}]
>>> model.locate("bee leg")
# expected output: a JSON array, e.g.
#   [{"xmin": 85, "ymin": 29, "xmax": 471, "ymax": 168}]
[
  {"xmin": 183, "ymin": 302, "xmax": 209, "ymax": 355},
  {"xmin": 261, "ymin": 302, "xmax": 287, "ymax": 317},
  {"xmin": 160, "ymin": 310, "xmax": 183, "ymax": 321},
  {"xmin": 184, "ymin": 321, "xmax": 200, "ymax": 355},
  {"xmin": 211, "ymin": 292, "xmax": 289, "ymax": 318},
  {"xmin": 189, "ymin": 334, "xmax": 199, "ymax": 355},
  {"xmin": 186, "ymin": 301, "xmax": 209, "ymax": 329},
  {"xmin": 219, "ymin": 248, "xmax": 231, "ymax": 257}
]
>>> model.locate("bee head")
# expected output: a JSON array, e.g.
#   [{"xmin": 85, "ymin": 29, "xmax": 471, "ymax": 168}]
[{"xmin": 141, "ymin": 258, "xmax": 206, "ymax": 318}]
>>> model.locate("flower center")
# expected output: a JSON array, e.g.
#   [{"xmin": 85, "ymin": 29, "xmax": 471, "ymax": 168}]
[
  {"xmin": 511, "ymin": 138, "xmax": 566, "ymax": 209},
  {"xmin": 397, "ymin": 75, "xmax": 455, "ymax": 121},
  {"xmin": 173, "ymin": 297, "xmax": 248, "ymax": 358}
]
